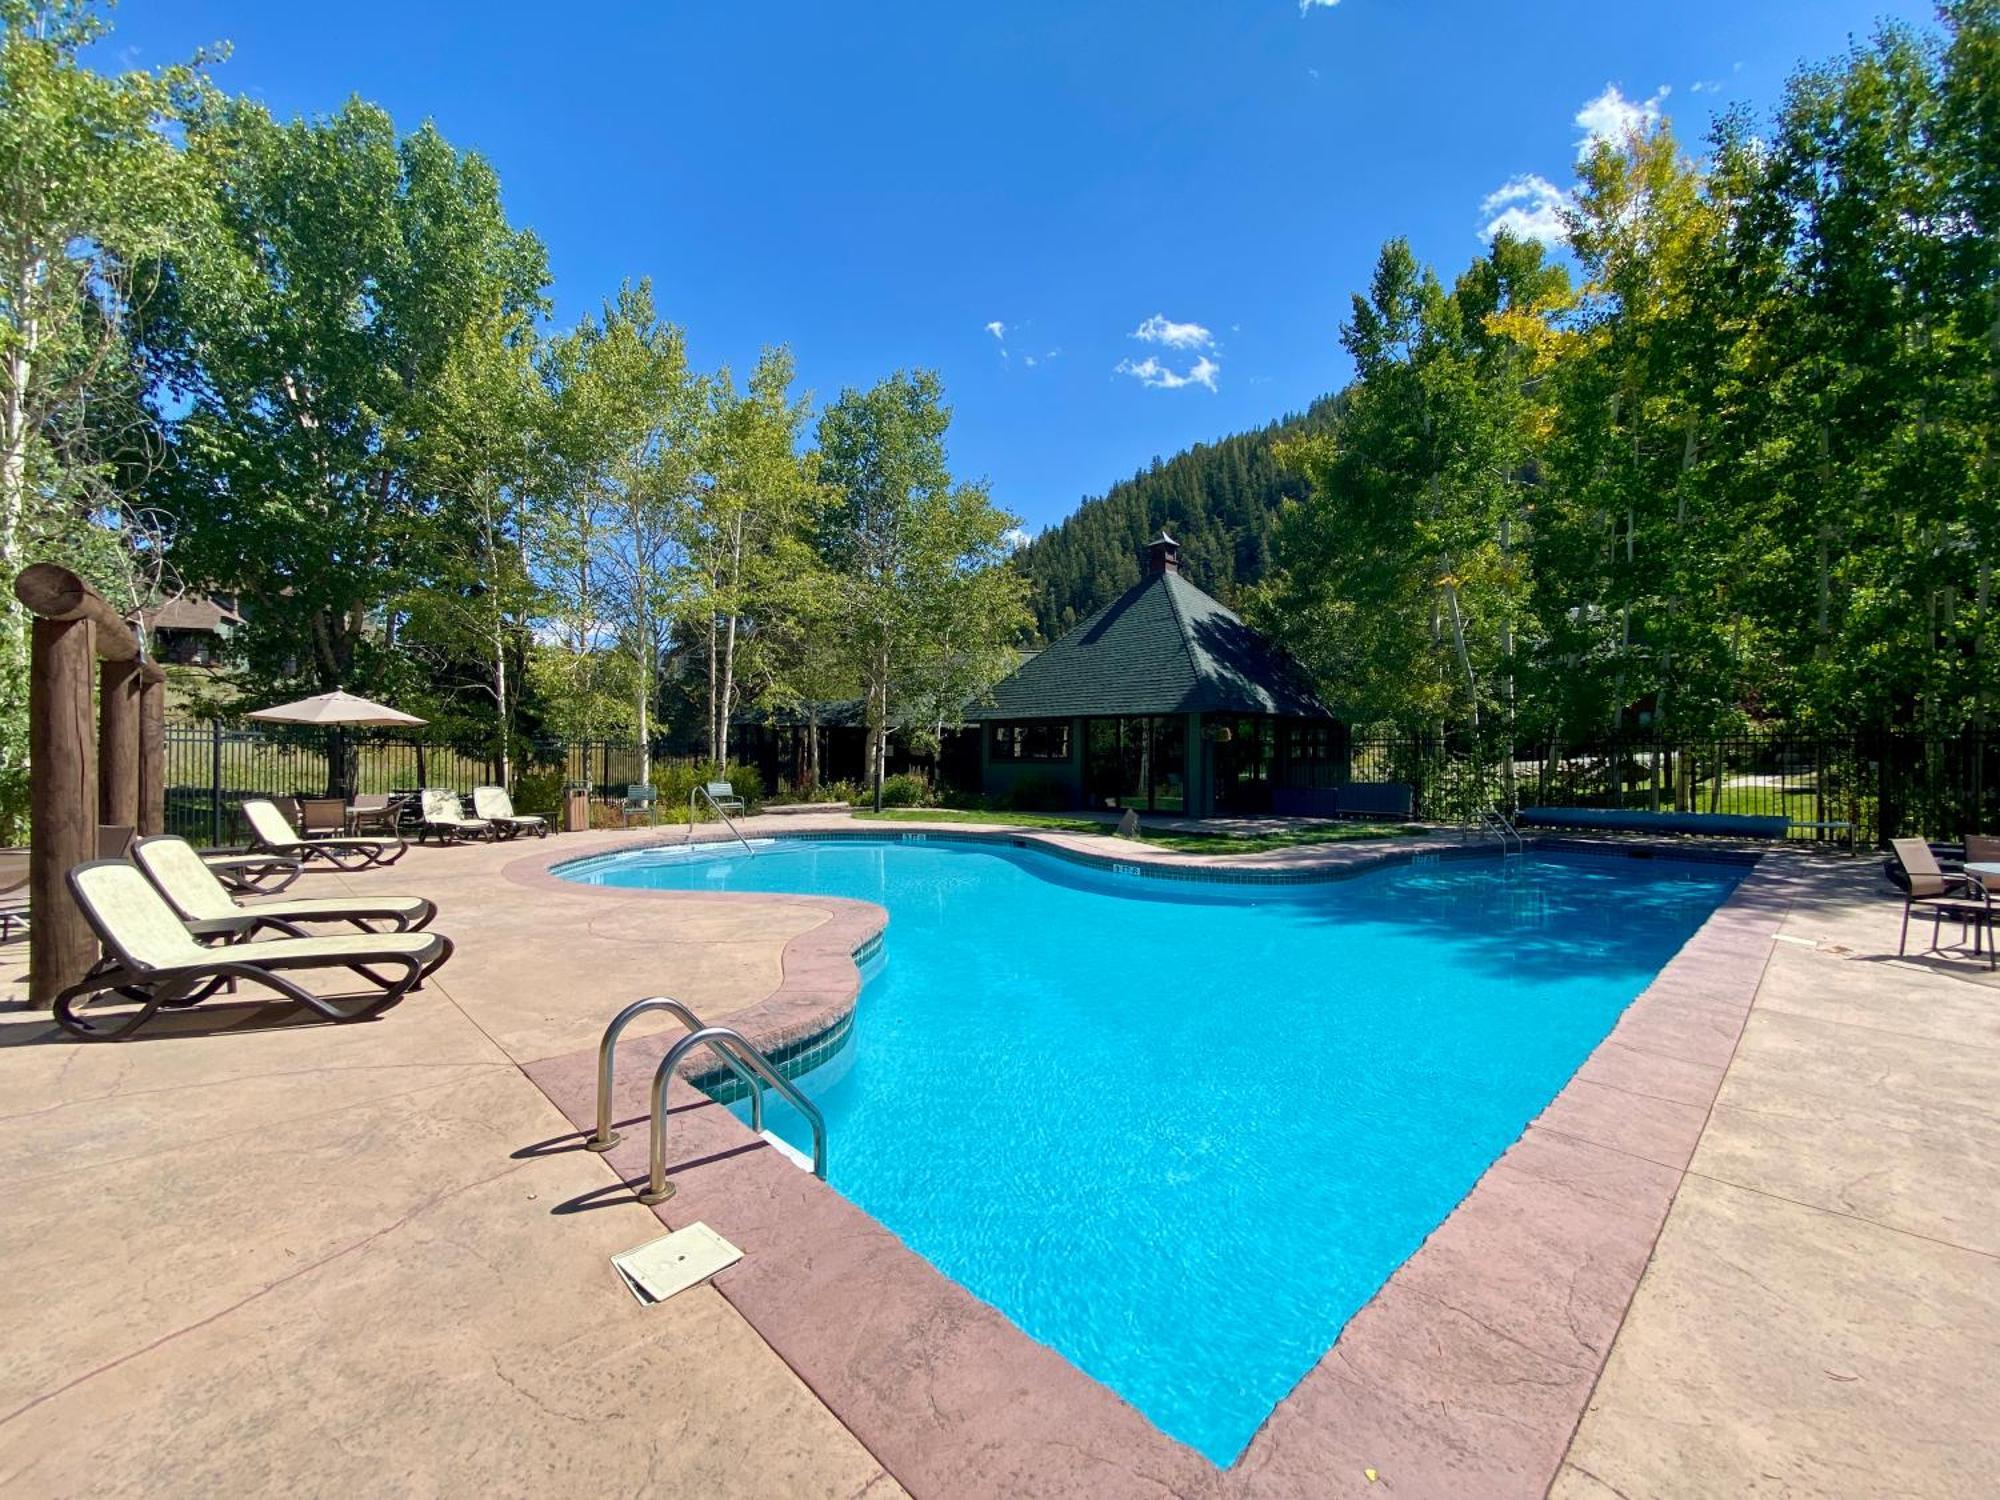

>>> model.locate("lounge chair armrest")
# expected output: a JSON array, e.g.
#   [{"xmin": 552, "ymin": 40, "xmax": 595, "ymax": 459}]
[{"xmin": 187, "ymin": 915, "xmax": 258, "ymax": 941}]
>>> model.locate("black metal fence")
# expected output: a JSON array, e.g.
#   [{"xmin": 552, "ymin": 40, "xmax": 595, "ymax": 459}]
[
  {"xmin": 163, "ymin": 722, "xmax": 714, "ymax": 845},
  {"xmin": 1342, "ymin": 730, "xmax": 2000, "ymax": 845},
  {"xmin": 165, "ymin": 719, "xmax": 2000, "ymax": 848}
]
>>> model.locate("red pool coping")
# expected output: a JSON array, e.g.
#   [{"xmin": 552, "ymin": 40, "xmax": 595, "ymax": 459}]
[{"xmin": 508, "ymin": 833, "xmax": 1793, "ymax": 1499}]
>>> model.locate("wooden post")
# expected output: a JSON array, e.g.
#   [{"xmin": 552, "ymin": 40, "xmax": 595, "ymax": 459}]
[
  {"xmin": 138, "ymin": 665, "xmax": 166, "ymax": 836},
  {"xmin": 28, "ymin": 616, "xmax": 97, "ymax": 1007},
  {"xmin": 99, "ymin": 658, "xmax": 141, "ymax": 831},
  {"xmin": 14, "ymin": 563, "xmax": 147, "ymax": 1008}
]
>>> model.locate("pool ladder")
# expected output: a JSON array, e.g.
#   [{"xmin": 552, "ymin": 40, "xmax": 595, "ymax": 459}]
[
  {"xmin": 687, "ymin": 785, "xmax": 756, "ymax": 857},
  {"xmin": 1475, "ymin": 806, "xmax": 1525, "ymax": 856},
  {"xmin": 588, "ymin": 996, "xmax": 827, "ymax": 1205}
]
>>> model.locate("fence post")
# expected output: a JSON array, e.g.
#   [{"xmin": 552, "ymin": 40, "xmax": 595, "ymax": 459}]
[{"xmin": 209, "ymin": 719, "xmax": 224, "ymax": 847}]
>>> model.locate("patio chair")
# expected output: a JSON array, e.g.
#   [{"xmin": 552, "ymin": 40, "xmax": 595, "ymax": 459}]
[
  {"xmin": 134, "ymin": 836, "xmax": 437, "ymax": 935},
  {"xmin": 621, "ymin": 783, "xmax": 657, "ymax": 827},
  {"xmin": 297, "ymin": 798, "xmax": 349, "ymax": 838},
  {"xmin": 349, "ymin": 793, "xmax": 399, "ymax": 836},
  {"xmin": 0, "ymin": 847, "xmax": 27, "ymax": 942},
  {"xmin": 53, "ymin": 860, "xmax": 451, "ymax": 1040},
  {"xmin": 1891, "ymin": 837, "xmax": 1995, "ymax": 969},
  {"xmin": 243, "ymin": 798, "xmax": 408, "ymax": 869},
  {"xmin": 471, "ymin": 785, "xmax": 548, "ymax": 839},
  {"xmin": 419, "ymin": 789, "xmax": 495, "ymax": 844},
  {"xmin": 703, "ymin": 780, "xmax": 746, "ymax": 818}
]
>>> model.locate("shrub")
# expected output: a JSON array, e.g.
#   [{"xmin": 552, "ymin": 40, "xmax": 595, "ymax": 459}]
[
  {"xmin": 877, "ymin": 771, "xmax": 934, "ymax": 808},
  {"xmin": 649, "ymin": 759, "xmax": 765, "ymax": 820},
  {"xmin": 511, "ymin": 767, "xmax": 566, "ymax": 819}
]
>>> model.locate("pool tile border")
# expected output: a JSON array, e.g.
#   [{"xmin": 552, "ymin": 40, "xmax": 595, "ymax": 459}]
[{"xmin": 507, "ymin": 827, "xmax": 1791, "ymax": 1500}]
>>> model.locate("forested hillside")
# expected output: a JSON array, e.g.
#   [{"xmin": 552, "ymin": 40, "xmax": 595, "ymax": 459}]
[{"xmin": 1012, "ymin": 395, "xmax": 1339, "ymax": 641}]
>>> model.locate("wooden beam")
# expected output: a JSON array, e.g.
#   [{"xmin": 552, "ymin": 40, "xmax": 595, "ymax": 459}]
[
  {"xmin": 138, "ymin": 667, "xmax": 166, "ymax": 836},
  {"xmin": 29, "ymin": 615, "xmax": 98, "ymax": 1008},
  {"xmin": 13, "ymin": 562, "xmax": 140, "ymax": 661},
  {"xmin": 99, "ymin": 658, "xmax": 141, "ymax": 830}
]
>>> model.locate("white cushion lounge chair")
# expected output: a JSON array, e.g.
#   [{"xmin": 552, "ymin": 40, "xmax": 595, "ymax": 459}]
[
  {"xmin": 243, "ymin": 798, "xmax": 408, "ymax": 869},
  {"xmin": 419, "ymin": 789, "xmax": 495, "ymax": 844},
  {"xmin": 55, "ymin": 860, "xmax": 451, "ymax": 1040},
  {"xmin": 134, "ymin": 836, "xmax": 436, "ymax": 935},
  {"xmin": 471, "ymin": 786, "xmax": 548, "ymax": 840}
]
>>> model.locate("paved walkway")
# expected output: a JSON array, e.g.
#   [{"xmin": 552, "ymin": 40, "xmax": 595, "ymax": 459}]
[{"xmin": 0, "ymin": 818, "xmax": 1992, "ymax": 1497}]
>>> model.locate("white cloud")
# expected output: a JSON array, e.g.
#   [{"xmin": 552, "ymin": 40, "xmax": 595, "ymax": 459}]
[
  {"xmin": 1001, "ymin": 526, "xmax": 1032, "ymax": 551},
  {"xmin": 1689, "ymin": 79, "xmax": 1720, "ymax": 94},
  {"xmin": 1298, "ymin": 0, "xmax": 1340, "ymax": 12},
  {"xmin": 1574, "ymin": 84, "xmax": 1669, "ymax": 159},
  {"xmin": 1116, "ymin": 355, "xmax": 1220, "ymax": 392},
  {"xmin": 1479, "ymin": 172, "xmax": 1572, "ymax": 247},
  {"xmin": 1023, "ymin": 354, "xmax": 1037, "ymax": 367},
  {"xmin": 983, "ymin": 320, "xmax": 1006, "ymax": 341},
  {"xmin": 1132, "ymin": 313, "xmax": 1213, "ymax": 350}
]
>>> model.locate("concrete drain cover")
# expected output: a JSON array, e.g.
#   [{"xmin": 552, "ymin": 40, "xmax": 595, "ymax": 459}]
[{"xmin": 613, "ymin": 1222, "xmax": 742, "ymax": 1305}]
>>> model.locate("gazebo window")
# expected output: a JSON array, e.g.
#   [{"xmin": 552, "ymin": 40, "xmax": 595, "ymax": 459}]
[{"xmin": 991, "ymin": 720, "xmax": 1071, "ymax": 762}]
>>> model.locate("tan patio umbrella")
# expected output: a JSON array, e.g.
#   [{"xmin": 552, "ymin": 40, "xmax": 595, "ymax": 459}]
[
  {"xmin": 247, "ymin": 689, "xmax": 426, "ymax": 797},
  {"xmin": 246, "ymin": 689, "xmax": 426, "ymax": 728}
]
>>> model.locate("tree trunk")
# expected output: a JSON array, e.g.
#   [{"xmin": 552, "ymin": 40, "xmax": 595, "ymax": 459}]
[{"xmin": 718, "ymin": 517, "xmax": 744, "ymax": 772}]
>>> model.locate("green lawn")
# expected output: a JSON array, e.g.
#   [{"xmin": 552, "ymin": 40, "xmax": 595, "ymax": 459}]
[{"xmin": 849, "ymin": 807, "xmax": 1425, "ymax": 855}]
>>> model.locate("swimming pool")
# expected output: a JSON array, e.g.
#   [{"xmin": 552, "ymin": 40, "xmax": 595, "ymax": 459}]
[{"xmin": 560, "ymin": 837, "xmax": 1742, "ymax": 1463}]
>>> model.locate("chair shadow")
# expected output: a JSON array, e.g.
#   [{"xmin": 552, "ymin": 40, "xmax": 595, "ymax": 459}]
[{"xmin": 0, "ymin": 995, "xmax": 355, "ymax": 1048}]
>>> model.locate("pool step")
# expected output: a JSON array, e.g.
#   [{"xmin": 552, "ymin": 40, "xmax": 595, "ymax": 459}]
[{"xmin": 759, "ymin": 1130, "xmax": 814, "ymax": 1172}]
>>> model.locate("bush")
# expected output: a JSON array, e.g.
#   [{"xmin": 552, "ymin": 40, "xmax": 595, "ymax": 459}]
[
  {"xmin": 511, "ymin": 767, "xmax": 566, "ymax": 819},
  {"xmin": 648, "ymin": 759, "xmax": 765, "ymax": 820},
  {"xmin": 876, "ymin": 771, "xmax": 934, "ymax": 808},
  {"xmin": 818, "ymin": 779, "xmax": 861, "ymax": 805}
]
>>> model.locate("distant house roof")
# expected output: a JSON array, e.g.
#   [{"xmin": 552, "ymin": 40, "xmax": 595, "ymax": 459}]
[
  {"xmin": 140, "ymin": 595, "xmax": 241, "ymax": 633},
  {"xmin": 967, "ymin": 541, "xmax": 1330, "ymax": 721}
]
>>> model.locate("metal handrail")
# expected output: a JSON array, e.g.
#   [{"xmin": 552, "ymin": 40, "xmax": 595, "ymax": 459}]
[
  {"xmin": 642, "ymin": 1024, "xmax": 827, "ymax": 1205},
  {"xmin": 1476, "ymin": 806, "xmax": 1524, "ymax": 855},
  {"xmin": 688, "ymin": 785, "xmax": 754, "ymax": 857},
  {"xmin": 586, "ymin": 996, "xmax": 767, "ymax": 1153}
]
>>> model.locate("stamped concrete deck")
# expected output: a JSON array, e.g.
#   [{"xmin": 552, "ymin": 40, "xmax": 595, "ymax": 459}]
[{"xmin": 1, "ymin": 816, "xmax": 1993, "ymax": 1498}]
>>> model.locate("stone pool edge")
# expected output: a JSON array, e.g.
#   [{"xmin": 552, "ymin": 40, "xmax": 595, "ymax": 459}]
[{"xmin": 506, "ymin": 829, "xmax": 1788, "ymax": 1500}]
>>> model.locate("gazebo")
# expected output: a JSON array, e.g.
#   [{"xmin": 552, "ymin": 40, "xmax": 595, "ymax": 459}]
[{"xmin": 965, "ymin": 534, "xmax": 1344, "ymax": 817}]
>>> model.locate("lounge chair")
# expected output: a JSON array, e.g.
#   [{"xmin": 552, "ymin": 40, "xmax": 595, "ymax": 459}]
[
  {"xmin": 133, "ymin": 836, "xmax": 437, "ymax": 935},
  {"xmin": 243, "ymin": 798, "xmax": 408, "ymax": 868},
  {"xmin": 53, "ymin": 860, "xmax": 451, "ymax": 1040},
  {"xmin": 0, "ymin": 847, "xmax": 26, "ymax": 942},
  {"xmin": 472, "ymin": 785, "xmax": 548, "ymax": 839},
  {"xmin": 201, "ymin": 850, "xmax": 303, "ymax": 894},
  {"xmin": 419, "ymin": 789, "xmax": 495, "ymax": 844},
  {"xmin": 1892, "ymin": 837, "xmax": 1994, "ymax": 969}
]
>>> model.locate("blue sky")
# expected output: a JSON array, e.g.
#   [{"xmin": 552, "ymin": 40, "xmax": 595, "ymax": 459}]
[{"xmin": 104, "ymin": 0, "xmax": 1934, "ymax": 537}]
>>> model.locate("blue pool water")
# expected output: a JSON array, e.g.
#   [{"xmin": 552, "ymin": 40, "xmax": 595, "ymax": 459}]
[{"xmin": 561, "ymin": 838, "xmax": 1740, "ymax": 1463}]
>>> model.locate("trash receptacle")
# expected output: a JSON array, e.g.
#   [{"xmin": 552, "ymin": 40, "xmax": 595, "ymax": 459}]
[{"xmin": 562, "ymin": 783, "xmax": 591, "ymax": 834}]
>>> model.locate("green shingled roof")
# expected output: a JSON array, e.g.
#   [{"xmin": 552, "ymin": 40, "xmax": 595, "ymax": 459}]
[{"xmin": 968, "ymin": 567, "xmax": 1331, "ymax": 721}]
